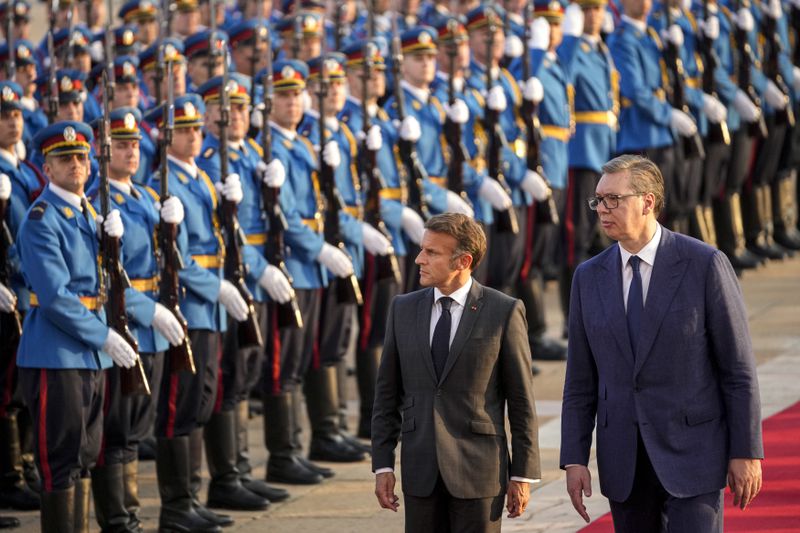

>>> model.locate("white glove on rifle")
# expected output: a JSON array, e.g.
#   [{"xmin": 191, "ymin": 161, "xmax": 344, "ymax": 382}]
[
  {"xmin": 733, "ymin": 89, "xmax": 760, "ymax": 122},
  {"xmin": 258, "ymin": 264, "xmax": 294, "ymax": 304},
  {"xmin": 103, "ymin": 329, "xmax": 137, "ymax": 368},
  {"xmin": 399, "ymin": 115, "xmax": 422, "ymax": 142},
  {"xmin": 400, "ymin": 207, "xmax": 425, "ymax": 244},
  {"xmin": 217, "ymin": 279, "xmax": 249, "ymax": 322},
  {"xmin": 152, "ymin": 303, "xmax": 185, "ymax": 346},
  {"xmin": 670, "ymin": 108, "xmax": 698, "ymax": 136},
  {"xmin": 478, "ymin": 178, "xmax": 513, "ymax": 210},
  {"xmin": 524, "ymin": 77, "xmax": 544, "ymax": 104},
  {"xmin": 258, "ymin": 159, "xmax": 286, "ymax": 187},
  {"xmin": 520, "ymin": 169, "xmax": 551, "ymax": 201},
  {"xmin": 96, "ymin": 208, "xmax": 124, "ymax": 238},
  {"xmin": 160, "ymin": 196, "xmax": 185, "ymax": 225},
  {"xmin": 215, "ymin": 174, "xmax": 244, "ymax": 204},
  {"xmin": 702, "ymin": 93, "xmax": 727, "ymax": 124},
  {"xmin": 322, "ymin": 141, "xmax": 341, "ymax": 169},
  {"xmin": 766, "ymin": 0, "xmax": 783, "ymax": 19},
  {"xmin": 661, "ymin": 24, "xmax": 684, "ymax": 47},
  {"xmin": 735, "ymin": 7, "xmax": 754, "ymax": 32},
  {"xmin": 0, "ymin": 174, "xmax": 11, "ymax": 200},
  {"xmin": 699, "ymin": 16, "xmax": 720, "ymax": 40},
  {"xmin": 362, "ymin": 223, "xmax": 392, "ymax": 256},
  {"xmin": 504, "ymin": 34, "xmax": 524, "ymax": 59},
  {"xmin": 445, "ymin": 190, "xmax": 474, "ymax": 217},
  {"xmin": 487, "ymin": 85, "xmax": 508, "ymax": 112},
  {"xmin": 562, "ymin": 2, "xmax": 585, "ymax": 38},
  {"xmin": 366, "ymin": 125, "xmax": 383, "ymax": 151},
  {"xmin": 445, "ymin": 98, "xmax": 470, "ymax": 124},
  {"xmin": 530, "ymin": 16, "xmax": 550, "ymax": 50},
  {"xmin": 0, "ymin": 283, "xmax": 16, "ymax": 313},
  {"xmin": 765, "ymin": 80, "xmax": 788, "ymax": 110},
  {"xmin": 317, "ymin": 243, "xmax": 355, "ymax": 277},
  {"xmin": 250, "ymin": 103, "xmax": 265, "ymax": 130}
]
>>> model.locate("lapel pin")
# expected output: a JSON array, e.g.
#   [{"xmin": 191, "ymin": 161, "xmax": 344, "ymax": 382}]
[{"xmin": 470, "ymin": 305, "xmax": 477, "ymax": 311}]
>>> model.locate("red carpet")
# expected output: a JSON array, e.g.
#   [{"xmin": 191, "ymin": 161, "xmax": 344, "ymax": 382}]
[{"xmin": 579, "ymin": 400, "xmax": 800, "ymax": 532}]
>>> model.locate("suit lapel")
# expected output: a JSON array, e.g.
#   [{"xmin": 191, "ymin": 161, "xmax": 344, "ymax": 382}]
[
  {"xmin": 439, "ymin": 281, "xmax": 484, "ymax": 384},
  {"xmin": 415, "ymin": 288, "xmax": 437, "ymax": 384},
  {"xmin": 594, "ymin": 247, "xmax": 636, "ymax": 368}
]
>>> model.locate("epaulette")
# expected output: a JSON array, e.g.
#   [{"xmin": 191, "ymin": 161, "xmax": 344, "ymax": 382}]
[
  {"xmin": 411, "ymin": 99, "xmax": 422, "ymax": 111},
  {"xmin": 581, "ymin": 41, "xmax": 591, "ymax": 53},
  {"xmin": 142, "ymin": 185, "xmax": 160, "ymax": 202},
  {"xmin": 202, "ymin": 147, "xmax": 216, "ymax": 159},
  {"xmin": 248, "ymin": 138, "xmax": 263, "ymax": 157},
  {"xmin": 282, "ymin": 139, "xmax": 293, "ymax": 149},
  {"xmin": 176, "ymin": 171, "xmax": 190, "ymax": 184},
  {"xmin": 112, "ymin": 192, "xmax": 126, "ymax": 205},
  {"xmin": 61, "ymin": 206, "xmax": 75, "ymax": 219},
  {"xmin": 229, "ymin": 151, "xmax": 240, "ymax": 162},
  {"xmin": 28, "ymin": 201, "xmax": 48, "ymax": 220}
]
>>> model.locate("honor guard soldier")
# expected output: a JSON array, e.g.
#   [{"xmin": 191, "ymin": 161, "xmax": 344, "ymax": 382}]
[
  {"xmin": 228, "ymin": 19, "xmax": 271, "ymax": 77},
  {"xmin": 173, "ymin": 0, "xmax": 202, "ymax": 39},
  {"xmin": 139, "ymin": 38, "xmax": 188, "ymax": 108},
  {"xmin": 185, "ymin": 29, "xmax": 228, "ymax": 92},
  {"xmin": 261, "ymin": 59, "xmax": 356, "ymax": 484},
  {"xmin": 109, "ymin": 24, "xmax": 140, "ymax": 57},
  {"xmin": 0, "ymin": 39, "xmax": 44, "ymax": 148},
  {"xmin": 0, "ymin": 0, "xmax": 31, "ymax": 41},
  {"xmin": 86, "ymin": 107, "xmax": 187, "ymax": 533},
  {"xmin": 47, "ymin": 25, "xmax": 94, "ymax": 74},
  {"xmin": 275, "ymin": 10, "xmax": 324, "ymax": 61},
  {"xmin": 117, "ymin": 0, "xmax": 160, "ymax": 47},
  {"xmin": 145, "ymin": 93, "xmax": 248, "ymax": 532},
  {"xmin": 195, "ymin": 72, "xmax": 294, "ymax": 509},
  {"xmin": 17, "ymin": 121, "xmax": 134, "ymax": 532}
]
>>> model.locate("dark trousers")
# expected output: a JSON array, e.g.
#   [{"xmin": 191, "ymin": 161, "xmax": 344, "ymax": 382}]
[
  {"xmin": 317, "ymin": 280, "xmax": 358, "ymax": 368},
  {"xmin": 98, "ymin": 352, "xmax": 164, "ymax": 465},
  {"xmin": 486, "ymin": 205, "xmax": 528, "ymax": 294},
  {"xmin": 609, "ymin": 433, "xmax": 723, "ymax": 533},
  {"xmin": 155, "ymin": 329, "xmax": 220, "ymax": 438},
  {"xmin": 221, "ymin": 302, "xmax": 267, "ymax": 411},
  {"xmin": 19, "ymin": 367, "xmax": 105, "ymax": 492},
  {"xmin": 404, "ymin": 473, "xmax": 504, "ymax": 533}
]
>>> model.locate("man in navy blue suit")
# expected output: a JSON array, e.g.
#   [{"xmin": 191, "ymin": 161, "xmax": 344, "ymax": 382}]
[{"xmin": 560, "ymin": 155, "xmax": 763, "ymax": 531}]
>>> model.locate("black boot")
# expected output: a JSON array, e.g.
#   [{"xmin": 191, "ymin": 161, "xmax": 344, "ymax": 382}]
[
  {"xmin": 137, "ymin": 436, "xmax": 157, "ymax": 462},
  {"xmin": 234, "ymin": 401, "xmax": 289, "ymax": 502},
  {"xmin": 355, "ymin": 345, "xmax": 381, "ymax": 439},
  {"xmin": 761, "ymin": 184, "xmax": 794, "ymax": 258},
  {"xmin": 714, "ymin": 194, "xmax": 762, "ymax": 270},
  {"xmin": 306, "ymin": 366, "xmax": 366, "ymax": 463},
  {"xmin": 773, "ymin": 172, "xmax": 800, "ymax": 250},
  {"xmin": 91, "ymin": 463, "xmax": 130, "ymax": 533},
  {"xmin": 746, "ymin": 185, "xmax": 789, "ymax": 259},
  {"xmin": 188, "ymin": 428, "xmax": 233, "ymax": 527},
  {"xmin": 0, "ymin": 413, "xmax": 40, "ymax": 510},
  {"xmin": 263, "ymin": 392, "xmax": 323, "ymax": 485},
  {"xmin": 291, "ymin": 389, "xmax": 334, "ymax": 479},
  {"xmin": 122, "ymin": 460, "xmax": 143, "ymax": 533},
  {"xmin": 74, "ymin": 477, "xmax": 91, "ymax": 533},
  {"xmin": 0, "ymin": 516, "xmax": 19, "ymax": 529},
  {"xmin": 41, "ymin": 487, "xmax": 74, "ymax": 533},
  {"xmin": 204, "ymin": 411, "xmax": 269, "ymax": 511},
  {"xmin": 155, "ymin": 437, "xmax": 221, "ymax": 533}
]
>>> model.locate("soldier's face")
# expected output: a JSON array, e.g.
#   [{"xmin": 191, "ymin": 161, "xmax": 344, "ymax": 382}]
[
  {"xmin": 469, "ymin": 27, "xmax": 503, "ymax": 65},
  {"xmin": 137, "ymin": 19, "xmax": 159, "ymax": 46},
  {"xmin": 15, "ymin": 64, "xmax": 38, "ymax": 95},
  {"xmin": 272, "ymin": 89, "xmax": 304, "ymax": 129},
  {"xmin": 621, "ymin": 0, "xmax": 651, "ymax": 19},
  {"xmin": 170, "ymin": 126, "xmax": 204, "ymax": 160},
  {"xmin": 0, "ymin": 109, "xmax": 24, "ymax": 148},
  {"xmin": 583, "ymin": 5, "xmax": 604, "ymax": 36},
  {"xmin": 174, "ymin": 11, "xmax": 201, "ymax": 36},
  {"xmin": 402, "ymin": 53, "xmax": 436, "ymax": 88},
  {"xmin": 71, "ymin": 52, "xmax": 92, "ymax": 74},
  {"xmin": 415, "ymin": 230, "xmax": 472, "ymax": 288},
  {"xmin": 58, "ymin": 100, "xmax": 84, "ymax": 122},
  {"xmin": 44, "ymin": 152, "xmax": 90, "ymax": 195},
  {"xmin": 327, "ymin": 80, "xmax": 347, "ymax": 114},
  {"xmin": 299, "ymin": 36, "xmax": 322, "ymax": 62},
  {"xmin": 244, "ymin": 0, "xmax": 273, "ymax": 18},
  {"xmin": 109, "ymin": 139, "xmax": 140, "ymax": 179},
  {"xmin": 113, "ymin": 82, "xmax": 139, "ymax": 109},
  {"xmin": 229, "ymin": 102, "xmax": 250, "ymax": 141},
  {"xmin": 548, "ymin": 21, "xmax": 563, "ymax": 51}
]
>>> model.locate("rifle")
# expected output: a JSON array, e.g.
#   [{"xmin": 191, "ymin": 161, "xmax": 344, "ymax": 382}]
[
  {"xmin": 65, "ymin": 0, "xmax": 75, "ymax": 66},
  {"xmin": 317, "ymin": 49, "xmax": 364, "ymax": 305},
  {"xmin": 218, "ymin": 51, "xmax": 264, "ymax": 348},
  {"xmin": 443, "ymin": 18, "xmax": 469, "ymax": 204},
  {"xmin": 46, "ymin": 1, "xmax": 59, "ymax": 122},
  {"xmin": 663, "ymin": 1, "xmax": 706, "ymax": 159},
  {"xmin": 520, "ymin": 0, "xmax": 559, "ymax": 225},
  {"xmin": 153, "ymin": 0, "xmax": 174, "ymax": 105},
  {"xmin": 259, "ymin": 27, "xmax": 303, "ymax": 329},
  {"xmin": 103, "ymin": 0, "xmax": 115, "ymax": 102},
  {"xmin": 98, "ymin": 71, "xmax": 150, "ymax": 396},
  {"xmin": 360, "ymin": 41, "xmax": 402, "ymax": 284},
  {"xmin": 4, "ymin": 4, "xmax": 15, "ymax": 80},
  {"xmin": 390, "ymin": 10, "xmax": 430, "ymax": 220},
  {"xmin": 483, "ymin": 5, "xmax": 519, "ymax": 233},
  {"xmin": 157, "ymin": 62, "xmax": 195, "ymax": 374},
  {"xmin": 761, "ymin": 6, "xmax": 795, "ymax": 127},
  {"xmin": 732, "ymin": 0, "xmax": 768, "ymax": 138},
  {"xmin": 700, "ymin": 0, "xmax": 730, "ymax": 145},
  {"xmin": 0, "ymin": 184, "xmax": 21, "ymax": 396}
]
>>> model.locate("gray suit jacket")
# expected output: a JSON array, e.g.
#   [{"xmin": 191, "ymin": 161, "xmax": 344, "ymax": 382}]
[
  {"xmin": 560, "ymin": 228, "xmax": 763, "ymax": 501},
  {"xmin": 371, "ymin": 280, "xmax": 541, "ymax": 499}
]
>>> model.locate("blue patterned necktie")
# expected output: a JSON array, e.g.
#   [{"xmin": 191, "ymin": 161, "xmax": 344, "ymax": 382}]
[
  {"xmin": 627, "ymin": 256, "xmax": 643, "ymax": 357},
  {"xmin": 431, "ymin": 297, "xmax": 453, "ymax": 380}
]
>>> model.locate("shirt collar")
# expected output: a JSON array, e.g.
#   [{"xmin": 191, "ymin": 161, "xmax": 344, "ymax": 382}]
[
  {"xmin": 401, "ymin": 79, "xmax": 429, "ymax": 104},
  {"xmin": 270, "ymin": 120, "xmax": 297, "ymax": 141},
  {"xmin": 621, "ymin": 14, "xmax": 647, "ymax": 34},
  {"xmin": 619, "ymin": 223, "xmax": 662, "ymax": 269},
  {"xmin": 433, "ymin": 277, "xmax": 473, "ymax": 309},
  {"xmin": 167, "ymin": 154, "xmax": 198, "ymax": 178},
  {"xmin": 583, "ymin": 34, "xmax": 600, "ymax": 49},
  {"xmin": 48, "ymin": 182, "xmax": 85, "ymax": 210},
  {"xmin": 0, "ymin": 147, "xmax": 18, "ymax": 167},
  {"xmin": 109, "ymin": 180, "xmax": 132, "ymax": 195}
]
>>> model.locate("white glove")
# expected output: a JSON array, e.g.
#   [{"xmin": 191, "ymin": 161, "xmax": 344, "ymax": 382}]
[
  {"xmin": 504, "ymin": 34, "xmax": 524, "ymax": 59},
  {"xmin": 0, "ymin": 174, "xmax": 10, "ymax": 200},
  {"xmin": 702, "ymin": 93, "xmax": 727, "ymax": 124},
  {"xmin": 662, "ymin": 24, "xmax": 684, "ymax": 47},
  {"xmin": 670, "ymin": 108, "xmax": 698, "ymax": 136},
  {"xmin": 400, "ymin": 207, "xmax": 425, "ymax": 244},
  {"xmin": 317, "ymin": 242, "xmax": 355, "ymax": 277},
  {"xmin": 0, "ymin": 283, "xmax": 16, "ymax": 313},
  {"xmin": 520, "ymin": 169, "xmax": 551, "ymax": 201},
  {"xmin": 699, "ymin": 16, "xmax": 720, "ymax": 40},
  {"xmin": 149, "ymin": 126, "xmax": 160, "ymax": 144},
  {"xmin": 322, "ymin": 141, "xmax": 341, "ymax": 169},
  {"xmin": 733, "ymin": 89, "xmax": 761, "ymax": 122},
  {"xmin": 563, "ymin": 2, "xmax": 585, "ymax": 38},
  {"xmin": 362, "ymin": 223, "xmax": 392, "ymax": 256},
  {"xmin": 445, "ymin": 98, "xmax": 470, "ymax": 124},
  {"xmin": 97, "ymin": 209, "xmax": 124, "ymax": 238},
  {"xmin": 399, "ymin": 115, "xmax": 422, "ymax": 142},
  {"xmin": 258, "ymin": 159, "xmax": 286, "ymax": 188},
  {"xmin": 765, "ymin": 80, "xmax": 788, "ymax": 109},
  {"xmin": 478, "ymin": 178, "xmax": 513, "ymax": 210},
  {"xmin": 487, "ymin": 85, "xmax": 508, "ymax": 112},
  {"xmin": 530, "ymin": 17, "xmax": 550, "ymax": 50},
  {"xmin": 736, "ymin": 7, "xmax": 754, "ymax": 32},
  {"xmin": 152, "ymin": 303, "xmax": 185, "ymax": 346},
  {"xmin": 89, "ymin": 40, "xmax": 105, "ymax": 63},
  {"xmin": 602, "ymin": 10, "xmax": 615, "ymax": 34},
  {"xmin": 215, "ymin": 174, "xmax": 244, "ymax": 204},
  {"xmin": 794, "ymin": 66, "xmax": 800, "ymax": 93},
  {"xmin": 445, "ymin": 190, "xmax": 474, "ymax": 217},
  {"xmin": 366, "ymin": 125, "xmax": 383, "ymax": 151},
  {"xmin": 160, "ymin": 196, "xmax": 185, "ymax": 224},
  {"xmin": 258, "ymin": 264, "xmax": 294, "ymax": 304},
  {"xmin": 524, "ymin": 77, "xmax": 544, "ymax": 104},
  {"xmin": 767, "ymin": 0, "xmax": 782, "ymax": 19},
  {"xmin": 102, "ymin": 329, "xmax": 137, "ymax": 369},
  {"xmin": 250, "ymin": 104, "xmax": 264, "ymax": 129},
  {"xmin": 218, "ymin": 279, "xmax": 249, "ymax": 321}
]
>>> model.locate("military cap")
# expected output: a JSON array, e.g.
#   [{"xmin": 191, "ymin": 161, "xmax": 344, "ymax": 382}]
[
  {"xmin": 144, "ymin": 93, "xmax": 205, "ymax": 128},
  {"xmin": 399, "ymin": 26, "xmax": 437, "ymax": 55},
  {"xmin": 432, "ymin": 16, "xmax": 468, "ymax": 43},
  {"xmin": 0, "ymin": 39, "xmax": 36, "ymax": 66},
  {"xmin": 118, "ymin": 0, "xmax": 158, "ymax": 23},
  {"xmin": 228, "ymin": 19, "xmax": 270, "ymax": 49},
  {"xmin": 53, "ymin": 25, "xmax": 93, "ymax": 54},
  {"xmin": 184, "ymin": 29, "xmax": 228, "ymax": 59},
  {"xmin": 0, "ymin": 0, "xmax": 31, "ymax": 22},
  {"xmin": 112, "ymin": 24, "xmax": 139, "ymax": 55},
  {"xmin": 0, "ymin": 81, "xmax": 24, "ymax": 112},
  {"xmin": 341, "ymin": 39, "xmax": 386, "ymax": 70},
  {"xmin": 139, "ymin": 38, "xmax": 186, "ymax": 71},
  {"xmin": 534, "ymin": 0, "xmax": 565, "ymax": 21},
  {"xmin": 575, "ymin": 0, "xmax": 608, "ymax": 7},
  {"xmin": 174, "ymin": 0, "xmax": 198, "ymax": 11},
  {"xmin": 307, "ymin": 52, "xmax": 346, "ymax": 81},
  {"xmin": 93, "ymin": 106, "xmax": 143, "ymax": 140},
  {"xmin": 464, "ymin": 4, "xmax": 505, "ymax": 32},
  {"xmin": 114, "ymin": 55, "xmax": 140, "ymax": 84},
  {"xmin": 33, "ymin": 121, "xmax": 94, "ymax": 157},
  {"xmin": 197, "ymin": 73, "xmax": 252, "ymax": 104},
  {"xmin": 275, "ymin": 11, "xmax": 324, "ymax": 38},
  {"xmin": 280, "ymin": 0, "xmax": 324, "ymax": 14},
  {"xmin": 267, "ymin": 59, "xmax": 308, "ymax": 91},
  {"xmin": 35, "ymin": 69, "xmax": 87, "ymax": 104}
]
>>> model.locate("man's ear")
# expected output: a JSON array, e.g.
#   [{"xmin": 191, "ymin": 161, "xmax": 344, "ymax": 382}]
[
  {"xmin": 643, "ymin": 192, "xmax": 656, "ymax": 215},
  {"xmin": 458, "ymin": 253, "xmax": 474, "ymax": 272}
]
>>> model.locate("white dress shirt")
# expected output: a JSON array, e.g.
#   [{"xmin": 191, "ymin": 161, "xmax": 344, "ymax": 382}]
[
  {"xmin": 167, "ymin": 154, "xmax": 199, "ymax": 179},
  {"xmin": 48, "ymin": 182, "xmax": 86, "ymax": 211},
  {"xmin": 619, "ymin": 224, "xmax": 662, "ymax": 311}
]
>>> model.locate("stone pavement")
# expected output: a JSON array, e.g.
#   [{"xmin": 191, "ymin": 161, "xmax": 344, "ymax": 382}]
[{"xmin": 6, "ymin": 255, "xmax": 799, "ymax": 532}]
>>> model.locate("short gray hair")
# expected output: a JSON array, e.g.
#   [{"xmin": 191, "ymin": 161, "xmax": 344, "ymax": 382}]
[
  {"xmin": 424, "ymin": 213, "xmax": 487, "ymax": 271},
  {"xmin": 601, "ymin": 154, "xmax": 665, "ymax": 216}
]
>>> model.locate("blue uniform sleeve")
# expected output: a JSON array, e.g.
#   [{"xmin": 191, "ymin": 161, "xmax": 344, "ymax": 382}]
[
  {"xmin": 423, "ymin": 181, "xmax": 448, "ymax": 213},
  {"xmin": 611, "ymin": 35, "xmax": 674, "ymax": 126},
  {"xmin": 278, "ymin": 179, "xmax": 325, "ymax": 262},
  {"xmin": 243, "ymin": 243, "xmax": 269, "ymax": 285},
  {"xmin": 380, "ymin": 199, "xmax": 404, "ymax": 230},
  {"xmin": 124, "ymin": 287, "xmax": 156, "ymax": 328},
  {"xmin": 175, "ymin": 217, "xmax": 222, "ymax": 303}
]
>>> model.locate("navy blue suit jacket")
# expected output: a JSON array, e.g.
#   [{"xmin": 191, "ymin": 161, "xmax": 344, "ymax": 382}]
[{"xmin": 560, "ymin": 227, "xmax": 763, "ymax": 501}]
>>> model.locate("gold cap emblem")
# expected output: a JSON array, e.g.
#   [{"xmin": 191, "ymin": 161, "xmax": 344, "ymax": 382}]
[
  {"xmin": 124, "ymin": 113, "xmax": 136, "ymax": 130},
  {"xmin": 60, "ymin": 76, "xmax": 74, "ymax": 92},
  {"xmin": 122, "ymin": 29, "xmax": 134, "ymax": 46},
  {"xmin": 1, "ymin": 86, "xmax": 15, "ymax": 102},
  {"xmin": 64, "ymin": 126, "xmax": 77, "ymax": 142},
  {"xmin": 281, "ymin": 65, "xmax": 296, "ymax": 79},
  {"xmin": 418, "ymin": 31, "xmax": 432, "ymax": 44},
  {"xmin": 122, "ymin": 62, "xmax": 135, "ymax": 77},
  {"xmin": 183, "ymin": 101, "xmax": 196, "ymax": 116}
]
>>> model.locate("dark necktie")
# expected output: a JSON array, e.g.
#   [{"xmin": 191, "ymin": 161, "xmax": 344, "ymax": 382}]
[
  {"xmin": 627, "ymin": 256, "xmax": 644, "ymax": 357},
  {"xmin": 80, "ymin": 198, "xmax": 93, "ymax": 225},
  {"xmin": 431, "ymin": 297, "xmax": 453, "ymax": 380}
]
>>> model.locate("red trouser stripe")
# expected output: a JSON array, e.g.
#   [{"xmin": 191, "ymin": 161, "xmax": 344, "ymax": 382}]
[
  {"xmin": 359, "ymin": 254, "xmax": 376, "ymax": 352},
  {"xmin": 565, "ymin": 169, "xmax": 577, "ymax": 268},
  {"xmin": 311, "ymin": 289, "xmax": 323, "ymax": 370},
  {"xmin": 744, "ymin": 138, "xmax": 761, "ymax": 192},
  {"xmin": 96, "ymin": 372, "xmax": 112, "ymax": 467},
  {"xmin": 520, "ymin": 204, "xmax": 537, "ymax": 281},
  {"xmin": 38, "ymin": 369, "xmax": 53, "ymax": 492},
  {"xmin": 271, "ymin": 308, "xmax": 282, "ymax": 396},
  {"xmin": 0, "ymin": 350, "xmax": 15, "ymax": 417},
  {"xmin": 213, "ymin": 337, "xmax": 224, "ymax": 413},
  {"xmin": 166, "ymin": 373, "xmax": 179, "ymax": 439}
]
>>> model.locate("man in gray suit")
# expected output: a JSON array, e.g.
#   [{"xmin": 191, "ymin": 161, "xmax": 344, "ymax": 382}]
[
  {"xmin": 371, "ymin": 213, "xmax": 541, "ymax": 532},
  {"xmin": 561, "ymin": 155, "xmax": 764, "ymax": 531}
]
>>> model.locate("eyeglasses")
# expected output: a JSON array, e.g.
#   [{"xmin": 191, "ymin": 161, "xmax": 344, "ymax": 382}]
[{"xmin": 587, "ymin": 193, "xmax": 643, "ymax": 211}]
